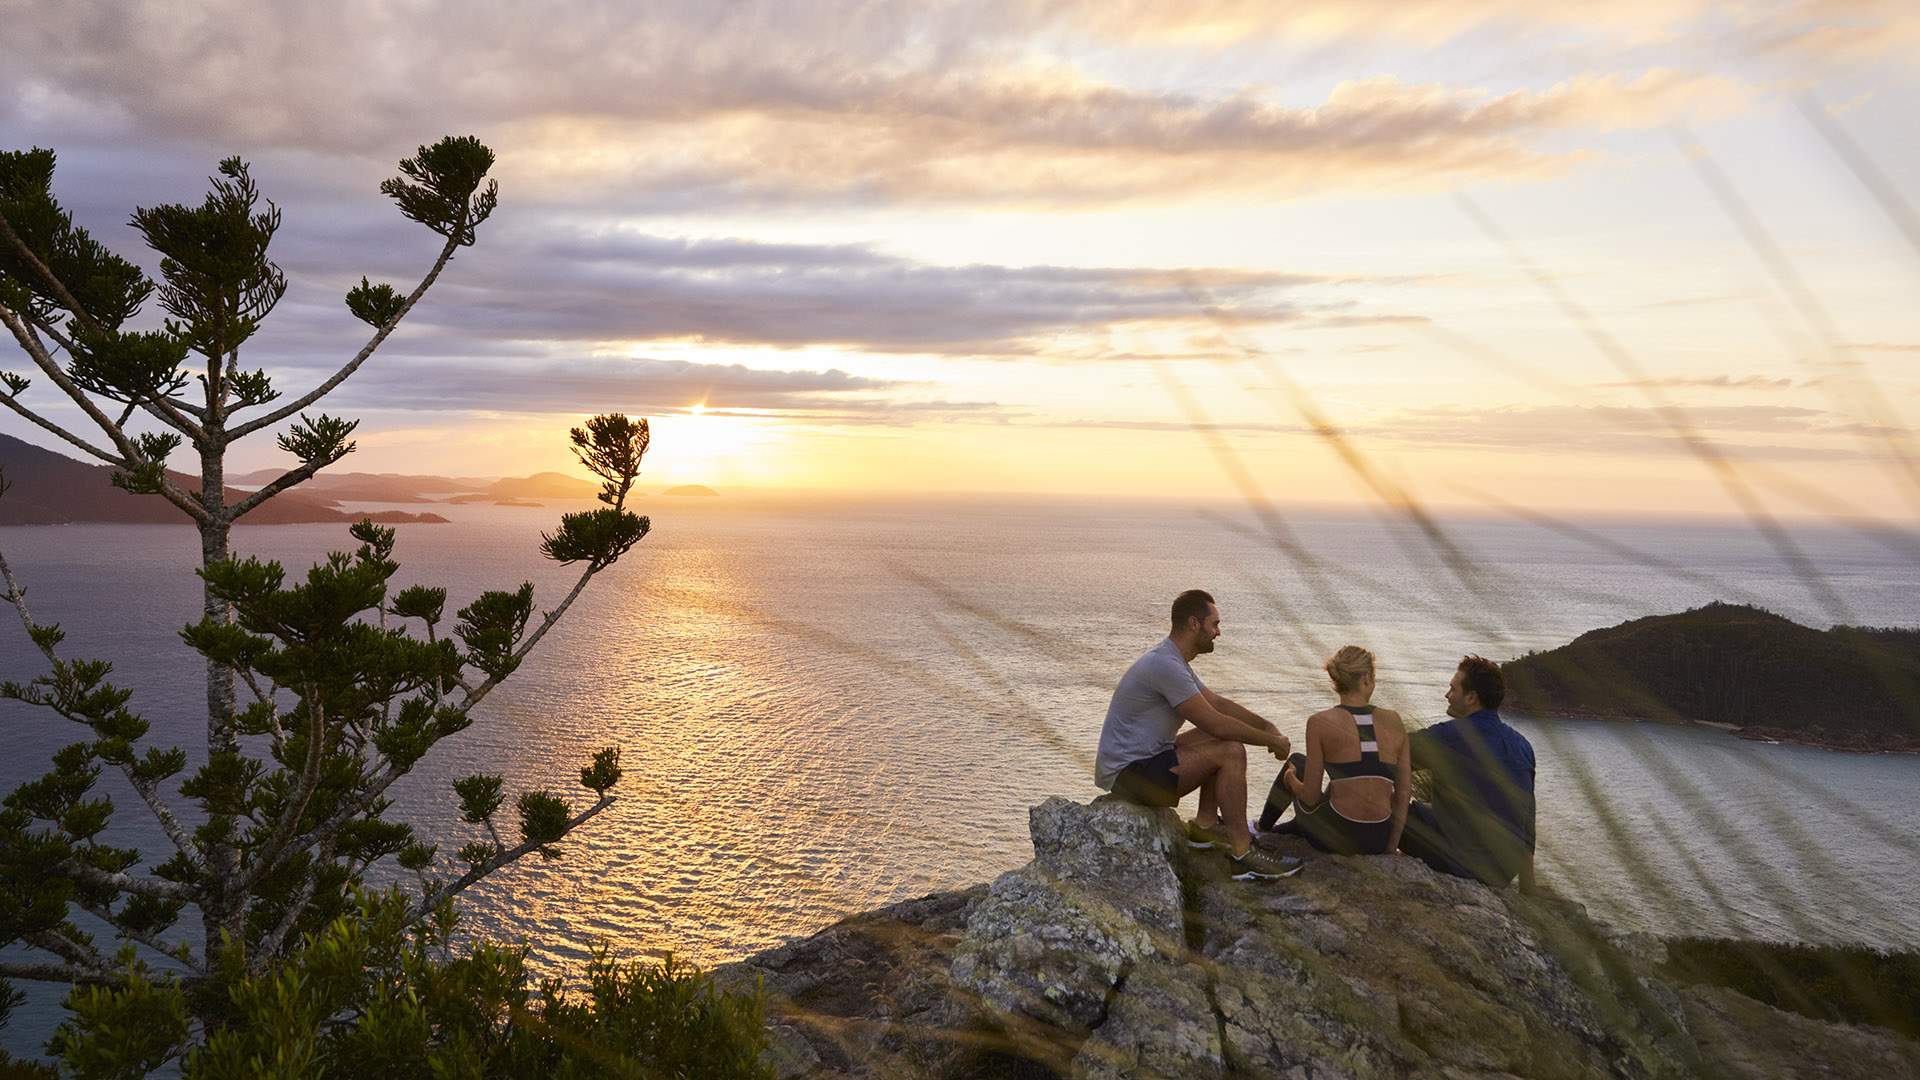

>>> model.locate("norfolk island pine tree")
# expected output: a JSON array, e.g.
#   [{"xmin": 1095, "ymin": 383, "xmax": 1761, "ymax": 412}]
[{"xmin": 0, "ymin": 140, "xmax": 766, "ymax": 1075}]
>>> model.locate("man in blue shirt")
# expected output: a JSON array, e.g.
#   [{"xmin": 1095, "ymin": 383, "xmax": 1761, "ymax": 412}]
[{"xmin": 1400, "ymin": 655, "xmax": 1536, "ymax": 891}]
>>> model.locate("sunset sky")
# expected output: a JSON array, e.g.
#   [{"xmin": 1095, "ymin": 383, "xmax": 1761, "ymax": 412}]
[{"xmin": 3, "ymin": 1, "xmax": 1919, "ymax": 518}]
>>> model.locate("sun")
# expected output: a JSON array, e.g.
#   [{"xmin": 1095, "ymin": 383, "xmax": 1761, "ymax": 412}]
[{"xmin": 689, "ymin": 401, "xmax": 707, "ymax": 416}]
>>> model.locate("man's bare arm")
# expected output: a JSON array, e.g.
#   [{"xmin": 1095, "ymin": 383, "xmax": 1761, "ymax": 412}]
[
  {"xmin": 1204, "ymin": 688, "xmax": 1277, "ymax": 734},
  {"xmin": 1178, "ymin": 694, "xmax": 1288, "ymax": 756}
]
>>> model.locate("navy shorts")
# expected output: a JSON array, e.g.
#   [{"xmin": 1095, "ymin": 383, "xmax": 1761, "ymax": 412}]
[{"xmin": 1113, "ymin": 747, "xmax": 1182, "ymax": 808}]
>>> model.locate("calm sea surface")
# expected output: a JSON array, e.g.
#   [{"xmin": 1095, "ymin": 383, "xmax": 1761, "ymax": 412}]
[{"xmin": 3, "ymin": 495, "xmax": 1918, "ymax": 1052}]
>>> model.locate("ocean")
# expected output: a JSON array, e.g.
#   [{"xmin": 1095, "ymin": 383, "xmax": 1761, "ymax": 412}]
[{"xmin": 2, "ymin": 494, "xmax": 1917, "ymax": 1053}]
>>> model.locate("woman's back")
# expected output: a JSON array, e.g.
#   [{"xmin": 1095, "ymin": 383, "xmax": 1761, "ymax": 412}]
[{"xmin": 1309, "ymin": 705, "xmax": 1407, "ymax": 824}]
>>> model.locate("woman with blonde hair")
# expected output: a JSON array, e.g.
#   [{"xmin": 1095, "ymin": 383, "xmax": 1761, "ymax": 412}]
[{"xmin": 1256, "ymin": 645, "xmax": 1411, "ymax": 856}]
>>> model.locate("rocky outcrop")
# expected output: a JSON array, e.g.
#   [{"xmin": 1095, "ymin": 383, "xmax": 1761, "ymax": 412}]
[{"xmin": 717, "ymin": 797, "xmax": 1920, "ymax": 1079}]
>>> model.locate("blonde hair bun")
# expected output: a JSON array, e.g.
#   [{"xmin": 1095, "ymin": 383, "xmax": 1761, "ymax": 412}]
[{"xmin": 1325, "ymin": 645, "xmax": 1375, "ymax": 693}]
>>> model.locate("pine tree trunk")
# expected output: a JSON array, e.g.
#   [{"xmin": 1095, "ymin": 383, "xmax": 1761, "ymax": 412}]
[{"xmin": 197, "ymin": 435, "xmax": 242, "ymax": 953}]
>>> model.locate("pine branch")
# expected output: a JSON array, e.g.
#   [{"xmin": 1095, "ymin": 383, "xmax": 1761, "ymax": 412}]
[
  {"xmin": 1, "ymin": 301, "xmax": 210, "ymax": 524},
  {"xmin": 227, "ymin": 231, "xmax": 463, "ymax": 441},
  {"xmin": 236, "ymin": 692, "xmax": 329, "ymax": 894},
  {"xmin": 137, "ymin": 392, "xmax": 207, "ymax": 445},
  {"xmin": 27, "ymin": 309, "xmax": 208, "ymax": 441},
  {"xmin": 19, "ymin": 285, "xmax": 208, "ymax": 441},
  {"xmin": 24, "ymin": 929, "xmax": 111, "ymax": 978},
  {"xmin": 251, "ymin": 833, "xmax": 335, "ymax": 970},
  {"xmin": 0, "ymin": 551, "xmax": 204, "ymax": 872},
  {"xmin": 226, "ymin": 456, "xmax": 325, "ymax": 522},
  {"xmin": 0, "ymin": 959, "xmax": 119, "ymax": 986},
  {"xmin": 0, "ymin": 392, "xmax": 129, "ymax": 466},
  {"xmin": 280, "ymin": 757, "xmax": 408, "ymax": 864},
  {"xmin": 461, "ymin": 564, "xmax": 598, "ymax": 712},
  {"xmin": 77, "ymin": 899, "xmax": 200, "ymax": 974},
  {"xmin": 0, "ymin": 208, "xmax": 107, "ymax": 335},
  {"xmin": 63, "ymin": 858, "xmax": 200, "ymax": 903},
  {"xmin": 402, "ymin": 796, "xmax": 615, "ymax": 925}
]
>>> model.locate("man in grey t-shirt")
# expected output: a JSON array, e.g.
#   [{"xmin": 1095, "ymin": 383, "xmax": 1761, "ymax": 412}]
[{"xmin": 1096, "ymin": 590, "xmax": 1297, "ymax": 878}]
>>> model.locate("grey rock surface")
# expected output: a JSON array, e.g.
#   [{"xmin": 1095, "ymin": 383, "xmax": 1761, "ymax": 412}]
[{"xmin": 718, "ymin": 798, "xmax": 1917, "ymax": 1079}]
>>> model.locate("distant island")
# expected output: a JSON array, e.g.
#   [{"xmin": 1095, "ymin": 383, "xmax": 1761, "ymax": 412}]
[
  {"xmin": 1, "ymin": 433, "xmax": 446, "ymax": 526},
  {"xmin": 1504, "ymin": 602, "xmax": 1920, "ymax": 753},
  {"xmin": 663, "ymin": 484, "xmax": 719, "ymax": 496},
  {"xmin": 227, "ymin": 466, "xmax": 601, "ymax": 505}
]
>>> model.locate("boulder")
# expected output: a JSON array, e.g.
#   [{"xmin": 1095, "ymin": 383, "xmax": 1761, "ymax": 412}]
[
  {"xmin": 723, "ymin": 799, "xmax": 1918, "ymax": 1079},
  {"xmin": 951, "ymin": 797, "xmax": 1187, "ymax": 1031}
]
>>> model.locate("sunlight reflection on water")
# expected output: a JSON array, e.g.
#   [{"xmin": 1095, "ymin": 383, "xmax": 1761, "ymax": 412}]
[{"xmin": 2, "ymin": 495, "xmax": 1918, "ymax": 989}]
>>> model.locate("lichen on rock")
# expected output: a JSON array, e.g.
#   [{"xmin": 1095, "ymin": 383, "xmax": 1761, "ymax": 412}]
[{"xmin": 718, "ymin": 798, "xmax": 1920, "ymax": 1079}]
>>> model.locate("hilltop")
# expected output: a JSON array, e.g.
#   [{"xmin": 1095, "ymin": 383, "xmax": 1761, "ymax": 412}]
[
  {"xmin": 227, "ymin": 467, "xmax": 599, "ymax": 504},
  {"xmin": 0, "ymin": 433, "xmax": 445, "ymax": 526},
  {"xmin": 1503, "ymin": 603, "xmax": 1920, "ymax": 752},
  {"xmin": 719, "ymin": 797, "xmax": 1919, "ymax": 1078}
]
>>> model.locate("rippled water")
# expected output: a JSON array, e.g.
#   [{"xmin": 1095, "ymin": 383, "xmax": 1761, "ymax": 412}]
[{"xmin": 3, "ymin": 495, "xmax": 1918, "ymax": 1052}]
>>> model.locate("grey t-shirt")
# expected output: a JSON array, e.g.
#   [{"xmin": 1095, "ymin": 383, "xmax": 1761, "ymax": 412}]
[{"xmin": 1094, "ymin": 638, "xmax": 1206, "ymax": 789}]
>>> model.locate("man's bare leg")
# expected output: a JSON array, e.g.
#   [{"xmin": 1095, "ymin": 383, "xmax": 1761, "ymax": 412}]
[
  {"xmin": 1178, "ymin": 728, "xmax": 1221, "ymax": 826},
  {"xmin": 1173, "ymin": 734, "xmax": 1251, "ymax": 856}
]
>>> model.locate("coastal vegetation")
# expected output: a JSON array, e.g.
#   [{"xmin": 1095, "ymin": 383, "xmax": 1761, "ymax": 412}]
[
  {"xmin": 1662, "ymin": 936, "xmax": 1920, "ymax": 1042},
  {"xmin": 1503, "ymin": 602, "xmax": 1920, "ymax": 751},
  {"xmin": 0, "ymin": 139, "xmax": 763, "ymax": 1072}
]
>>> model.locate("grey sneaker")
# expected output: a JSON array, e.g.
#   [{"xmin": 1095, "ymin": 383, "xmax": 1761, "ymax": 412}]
[{"xmin": 1228, "ymin": 846, "xmax": 1304, "ymax": 881}]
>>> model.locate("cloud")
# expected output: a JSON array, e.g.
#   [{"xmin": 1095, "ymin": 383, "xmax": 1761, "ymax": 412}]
[
  {"xmin": 1, "ymin": 3, "xmax": 1753, "ymax": 209},
  {"xmin": 1368, "ymin": 402, "xmax": 1909, "ymax": 460},
  {"xmin": 215, "ymin": 223, "xmax": 1355, "ymax": 365},
  {"xmin": 1597, "ymin": 374, "xmax": 1799, "ymax": 390},
  {"xmin": 329, "ymin": 355, "xmax": 930, "ymax": 417}
]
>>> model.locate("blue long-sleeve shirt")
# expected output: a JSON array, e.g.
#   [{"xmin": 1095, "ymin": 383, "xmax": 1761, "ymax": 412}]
[{"xmin": 1409, "ymin": 709, "xmax": 1536, "ymax": 884}]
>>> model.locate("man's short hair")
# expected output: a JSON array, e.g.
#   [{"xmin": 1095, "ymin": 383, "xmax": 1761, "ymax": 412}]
[
  {"xmin": 1171, "ymin": 589, "xmax": 1215, "ymax": 632},
  {"xmin": 1457, "ymin": 654, "xmax": 1505, "ymax": 710}
]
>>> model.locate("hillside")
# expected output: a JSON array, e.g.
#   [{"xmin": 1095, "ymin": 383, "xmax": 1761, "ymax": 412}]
[
  {"xmin": 483, "ymin": 471, "xmax": 600, "ymax": 499},
  {"xmin": 227, "ymin": 467, "xmax": 601, "ymax": 504},
  {"xmin": 0, "ymin": 434, "xmax": 446, "ymax": 526},
  {"xmin": 718, "ymin": 797, "xmax": 1920, "ymax": 1078},
  {"xmin": 1503, "ymin": 602, "xmax": 1920, "ymax": 752},
  {"xmin": 229, "ymin": 469, "xmax": 489, "ymax": 503}
]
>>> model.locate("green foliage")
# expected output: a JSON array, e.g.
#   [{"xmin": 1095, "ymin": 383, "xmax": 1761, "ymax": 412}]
[
  {"xmin": 456, "ymin": 583, "xmax": 535, "ymax": 680},
  {"xmin": 390, "ymin": 584, "xmax": 447, "ymax": 625},
  {"xmin": 274, "ymin": 412, "xmax": 358, "ymax": 468},
  {"xmin": 580, "ymin": 747, "xmax": 622, "ymax": 796},
  {"xmin": 543, "ymin": 413, "xmax": 651, "ymax": 569},
  {"xmin": 516, "ymin": 791, "xmax": 572, "ymax": 856},
  {"xmin": 129, "ymin": 156, "xmax": 286, "ymax": 359},
  {"xmin": 0, "ymin": 148, "xmax": 153, "ymax": 329},
  {"xmin": 64, "ymin": 325, "xmax": 189, "ymax": 405},
  {"xmin": 108, "ymin": 432, "xmax": 183, "ymax": 496},
  {"xmin": 106, "ymin": 894, "xmax": 771, "ymax": 1079},
  {"xmin": 1663, "ymin": 937, "xmax": 1920, "ymax": 1040},
  {"xmin": 345, "ymin": 277, "xmax": 405, "ymax": 328},
  {"xmin": 226, "ymin": 366, "xmax": 277, "ymax": 408},
  {"xmin": 570, "ymin": 414, "xmax": 650, "ymax": 508},
  {"xmin": 380, "ymin": 136, "xmax": 499, "ymax": 246},
  {"xmin": 48, "ymin": 965, "xmax": 191, "ymax": 1079},
  {"xmin": 542, "ymin": 509, "xmax": 651, "ymax": 571},
  {"xmin": 453, "ymin": 774, "xmax": 505, "ymax": 824},
  {"xmin": 2, "ymin": 128, "xmax": 689, "ymax": 1071}
]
